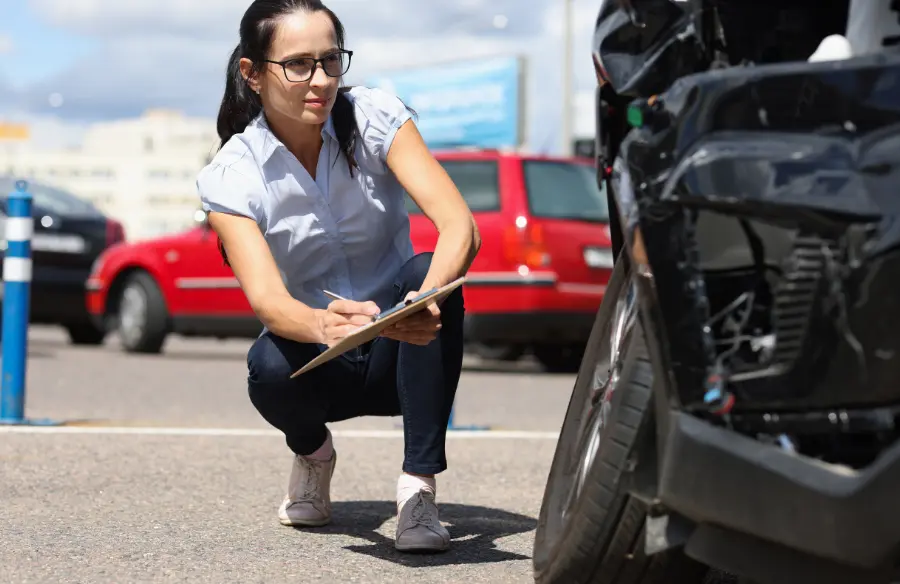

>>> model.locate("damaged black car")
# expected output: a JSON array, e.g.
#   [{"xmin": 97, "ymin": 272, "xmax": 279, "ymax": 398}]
[{"xmin": 533, "ymin": 1, "xmax": 900, "ymax": 583}]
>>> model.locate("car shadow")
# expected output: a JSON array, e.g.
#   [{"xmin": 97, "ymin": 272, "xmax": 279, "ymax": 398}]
[
  {"xmin": 462, "ymin": 360, "xmax": 541, "ymax": 374},
  {"xmin": 462, "ymin": 360, "xmax": 576, "ymax": 376},
  {"xmin": 4, "ymin": 341, "xmax": 56, "ymax": 358},
  {"xmin": 27, "ymin": 338, "xmax": 67, "ymax": 351},
  {"xmin": 136, "ymin": 350, "xmax": 250, "ymax": 363},
  {"xmin": 292, "ymin": 500, "xmax": 537, "ymax": 567}
]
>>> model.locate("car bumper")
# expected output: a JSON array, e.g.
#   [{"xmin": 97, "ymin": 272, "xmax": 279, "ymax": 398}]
[
  {"xmin": 30, "ymin": 286, "xmax": 92, "ymax": 323},
  {"xmin": 460, "ymin": 271, "xmax": 606, "ymax": 345},
  {"xmin": 658, "ymin": 411, "xmax": 900, "ymax": 581},
  {"xmin": 0, "ymin": 266, "xmax": 93, "ymax": 324},
  {"xmin": 464, "ymin": 311, "xmax": 595, "ymax": 344}
]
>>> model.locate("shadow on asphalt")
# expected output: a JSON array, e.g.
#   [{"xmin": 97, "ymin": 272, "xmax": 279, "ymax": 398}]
[
  {"xmin": 25, "ymin": 332, "xmax": 578, "ymax": 375},
  {"xmin": 461, "ymin": 361, "xmax": 545, "ymax": 375},
  {"xmin": 461, "ymin": 362, "xmax": 575, "ymax": 376},
  {"xmin": 295, "ymin": 500, "xmax": 537, "ymax": 566},
  {"xmin": 131, "ymin": 350, "xmax": 250, "ymax": 362}
]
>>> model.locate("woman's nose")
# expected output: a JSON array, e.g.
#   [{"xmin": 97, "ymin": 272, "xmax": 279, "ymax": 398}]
[{"xmin": 309, "ymin": 64, "xmax": 330, "ymax": 87}]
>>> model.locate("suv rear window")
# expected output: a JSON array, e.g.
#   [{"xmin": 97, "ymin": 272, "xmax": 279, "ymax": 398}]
[
  {"xmin": 405, "ymin": 160, "xmax": 500, "ymax": 214},
  {"xmin": 522, "ymin": 160, "xmax": 609, "ymax": 222}
]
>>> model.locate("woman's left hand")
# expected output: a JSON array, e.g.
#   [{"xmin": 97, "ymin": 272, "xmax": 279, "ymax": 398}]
[{"xmin": 380, "ymin": 290, "xmax": 442, "ymax": 346}]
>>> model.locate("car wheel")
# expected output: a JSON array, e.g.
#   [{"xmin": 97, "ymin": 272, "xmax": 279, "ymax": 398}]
[
  {"xmin": 533, "ymin": 258, "xmax": 709, "ymax": 584},
  {"xmin": 66, "ymin": 323, "xmax": 106, "ymax": 345},
  {"xmin": 534, "ymin": 344, "xmax": 585, "ymax": 373},
  {"xmin": 116, "ymin": 271, "xmax": 169, "ymax": 354}
]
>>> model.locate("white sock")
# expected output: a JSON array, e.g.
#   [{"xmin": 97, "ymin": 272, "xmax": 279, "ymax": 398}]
[
  {"xmin": 397, "ymin": 473, "xmax": 436, "ymax": 510},
  {"xmin": 306, "ymin": 428, "xmax": 333, "ymax": 461}
]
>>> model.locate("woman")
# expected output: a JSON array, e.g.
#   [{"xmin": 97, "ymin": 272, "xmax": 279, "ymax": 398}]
[{"xmin": 197, "ymin": 0, "xmax": 480, "ymax": 553}]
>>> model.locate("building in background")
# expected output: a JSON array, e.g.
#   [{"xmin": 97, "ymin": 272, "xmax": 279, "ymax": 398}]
[
  {"xmin": 571, "ymin": 89, "xmax": 597, "ymax": 159},
  {"xmin": 0, "ymin": 109, "xmax": 218, "ymax": 241},
  {"xmin": 0, "ymin": 82, "xmax": 599, "ymax": 241}
]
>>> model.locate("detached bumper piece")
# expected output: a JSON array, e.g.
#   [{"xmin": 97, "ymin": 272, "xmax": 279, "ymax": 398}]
[
  {"xmin": 660, "ymin": 412, "xmax": 899, "ymax": 584},
  {"xmin": 611, "ymin": 52, "xmax": 900, "ymax": 581}
]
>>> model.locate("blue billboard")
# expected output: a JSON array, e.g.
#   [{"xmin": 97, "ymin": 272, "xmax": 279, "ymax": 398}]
[{"xmin": 367, "ymin": 55, "xmax": 524, "ymax": 150}]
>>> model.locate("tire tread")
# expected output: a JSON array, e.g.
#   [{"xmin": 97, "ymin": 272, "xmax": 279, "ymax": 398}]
[
  {"xmin": 534, "ymin": 325, "xmax": 708, "ymax": 584},
  {"xmin": 118, "ymin": 271, "xmax": 168, "ymax": 354}
]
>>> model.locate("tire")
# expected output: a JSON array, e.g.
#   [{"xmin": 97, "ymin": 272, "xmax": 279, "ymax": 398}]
[
  {"xmin": 533, "ymin": 258, "xmax": 708, "ymax": 584},
  {"xmin": 66, "ymin": 323, "xmax": 106, "ymax": 345},
  {"xmin": 115, "ymin": 270, "xmax": 169, "ymax": 354},
  {"xmin": 534, "ymin": 344, "xmax": 585, "ymax": 373}
]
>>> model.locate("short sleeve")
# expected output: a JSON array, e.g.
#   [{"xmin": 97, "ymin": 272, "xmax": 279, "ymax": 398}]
[
  {"xmin": 350, "ymin": 86, "xmax": 414, "ymax": 168},
  {"xmin": 197, "ymin": 163, "xmax": 265, "ymax": 226}
]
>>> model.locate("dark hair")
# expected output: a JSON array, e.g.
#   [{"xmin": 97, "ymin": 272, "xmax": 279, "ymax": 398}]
[
  {"xmin": 217, "ymin": 0, "xmax": 359, "ymax": 172},
  {"xmin": 215, "ymin": 0, "xmax": 359, "ymax": 265}
]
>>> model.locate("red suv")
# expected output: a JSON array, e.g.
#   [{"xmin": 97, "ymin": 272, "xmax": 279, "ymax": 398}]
[
  {"xmin": 85, "ymin": 150, "xmax": 612, "ymax": 371},
  {"xmin": 408, "ymin": 150, "xmax": 613, "ymax": 371}
]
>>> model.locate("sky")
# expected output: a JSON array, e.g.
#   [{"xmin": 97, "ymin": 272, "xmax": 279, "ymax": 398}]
[{"xmin": 0, "ymin": 0, "xmax": 602, "ymax": 152}]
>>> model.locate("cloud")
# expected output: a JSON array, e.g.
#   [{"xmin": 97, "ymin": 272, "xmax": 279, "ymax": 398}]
[
  {"xmin": 18, "ymin": 34, "xmax": 234, "ymax": 121},
  {"xmin": 0, "ymin": 34, "xmax": 12, "ymax": 55},
  {"xmin": 19, "ymin": 0, "xmax": 603, "ymax": 151},
  {"xmin": 29, "ymin": 0, "xmax": 547, "ymax": 40}
]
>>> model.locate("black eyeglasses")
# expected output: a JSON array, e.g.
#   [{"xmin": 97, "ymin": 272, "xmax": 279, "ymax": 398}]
[{"xmin": 264, "ymin": 50, "xmax": 353, "ymax": 83}]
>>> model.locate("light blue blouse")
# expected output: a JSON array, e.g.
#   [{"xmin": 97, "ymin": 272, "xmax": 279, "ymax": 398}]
[{"xmin": 197, "ymin": 86, "xmax": 415, "ymax": 312}]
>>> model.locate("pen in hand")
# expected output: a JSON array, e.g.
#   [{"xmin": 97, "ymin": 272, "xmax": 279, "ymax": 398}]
[
  {"xmin": 323, "ymin": 290, "xmax": 348, "ymax": 302},
  {"xmin": 323, "ymin": 290, "xmax": 378, "ymax": 322}
]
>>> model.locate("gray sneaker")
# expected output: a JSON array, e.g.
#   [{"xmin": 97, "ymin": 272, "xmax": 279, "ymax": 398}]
[
  {"xmin": 395, "ymin": 487, "xmax": 451, "ymax": 552},
  {"xmin": 277, "ymin": 450, "xmax": 337, "ymax": 527}
]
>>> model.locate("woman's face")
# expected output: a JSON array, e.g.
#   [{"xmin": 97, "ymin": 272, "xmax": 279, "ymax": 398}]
[{"xmin": 244, "ymin": 10, "xmax": 343, "ymax": 127}]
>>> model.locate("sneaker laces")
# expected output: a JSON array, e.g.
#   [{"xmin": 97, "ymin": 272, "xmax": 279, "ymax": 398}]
[
  {"xmin": 409, "ymin": 491, "xmax": 439, "ymax": 528},
  {"xmin": 289, "ymin": 456, "xmax": 324, "ymax": 506}
]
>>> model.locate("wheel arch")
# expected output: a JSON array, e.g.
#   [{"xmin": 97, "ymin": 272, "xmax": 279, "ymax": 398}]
[{"xmin": 104, "ymin": 265, "xmax": 171, "ymax": 328}]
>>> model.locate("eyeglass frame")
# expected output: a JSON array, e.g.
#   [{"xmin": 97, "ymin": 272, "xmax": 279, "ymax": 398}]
[{"xmin": 263, "ymin": 49, "xmax": 353, "ymax": 83}]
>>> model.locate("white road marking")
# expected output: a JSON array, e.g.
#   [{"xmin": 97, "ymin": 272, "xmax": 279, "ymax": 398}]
[{"xmin": 0, "ymin": 425, "xmax": 559, "ymax": 440}]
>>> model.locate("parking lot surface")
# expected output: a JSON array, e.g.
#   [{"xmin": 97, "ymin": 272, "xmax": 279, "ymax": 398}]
[{"xmin": 2, "ymin": 327, "xmax": 576, "ymax": 583}]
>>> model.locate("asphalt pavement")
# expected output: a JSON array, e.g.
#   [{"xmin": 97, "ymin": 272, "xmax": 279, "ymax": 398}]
[{"xmin": 1, "ymin": 326, "xmax": 576, "ymax": 584}]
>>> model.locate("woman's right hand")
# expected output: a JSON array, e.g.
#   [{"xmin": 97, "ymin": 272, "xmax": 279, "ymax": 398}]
[{"xmin": 315, "ymin": 299, "xmax": 381, "ymax": 347}]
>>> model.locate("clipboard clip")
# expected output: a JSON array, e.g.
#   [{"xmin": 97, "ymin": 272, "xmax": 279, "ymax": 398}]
[{"xmin": 373, "ymin": 287, "xmax": 438, "ymax": 322}]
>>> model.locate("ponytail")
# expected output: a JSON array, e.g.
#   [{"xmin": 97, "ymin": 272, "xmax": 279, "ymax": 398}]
[
  {"xmin": 216, "ymin": 44, "xmax": 263, "ymax": 150},
  {"xmin": 332, "ymin": 87, "xmax": 359, "ymax": 176}
]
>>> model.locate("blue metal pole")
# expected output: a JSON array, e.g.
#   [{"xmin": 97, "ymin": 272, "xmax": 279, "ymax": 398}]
[
  {"xmin": 1, "ymin": 181, "xmax": 34, "ymax": 423},
  {"xmin": 446, "ymin": 402, "xmax": 490, "ymax": 432}
]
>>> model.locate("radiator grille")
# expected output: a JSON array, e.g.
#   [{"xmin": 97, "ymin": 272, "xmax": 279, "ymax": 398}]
[{"xmin": 770, "ymin": 236, "xmax": 837, "ymax": 366}]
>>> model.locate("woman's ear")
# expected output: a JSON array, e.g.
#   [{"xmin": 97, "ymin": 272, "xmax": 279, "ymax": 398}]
[{"xmin": 239, "ymin": 57, "xmax": 261, "ymax": 94}]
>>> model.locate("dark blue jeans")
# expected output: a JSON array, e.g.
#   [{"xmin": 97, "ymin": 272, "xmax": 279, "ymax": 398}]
[{"xmin": 246, "ymin": 252, "xmax": 465, "ymax": 475}]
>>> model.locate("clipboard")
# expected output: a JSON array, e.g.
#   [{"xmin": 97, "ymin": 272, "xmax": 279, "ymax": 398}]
[{"xmin": 291, "ymin": 276, "xmax": 466, "ymax": 377}]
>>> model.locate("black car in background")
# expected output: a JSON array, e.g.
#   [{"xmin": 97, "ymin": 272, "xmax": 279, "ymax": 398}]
[{"xmin": 0, "ymin": 177, "xmax": 126, "ymax": 344}]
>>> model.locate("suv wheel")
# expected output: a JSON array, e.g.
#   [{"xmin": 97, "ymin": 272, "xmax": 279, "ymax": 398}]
[{"xmin": 533, "ymin": 258, "xmax": 709, "ymax": 584}]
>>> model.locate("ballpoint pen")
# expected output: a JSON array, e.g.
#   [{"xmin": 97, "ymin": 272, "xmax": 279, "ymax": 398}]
[
  {"xmin": 323, "ymin": 290, "xmax": 347, "ymax": 302},
  {"xmin": 324, "ymin": 290, "xmax": 378, "ymax": 322}
]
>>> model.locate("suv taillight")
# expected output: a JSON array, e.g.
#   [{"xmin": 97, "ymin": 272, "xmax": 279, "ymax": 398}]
[
  {"xmin": 502, "ymin": 217, "xmax": 550, "ymax": 270},
  {"xmin": 106, "ymin": 219, "xmax": 125, "ymax": 247}
]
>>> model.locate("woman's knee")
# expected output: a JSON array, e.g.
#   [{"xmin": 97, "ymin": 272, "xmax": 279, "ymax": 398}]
[
  {"xmin": 441, "ymin": 286, "xmax": 465, "ymax": 323},
  {"xmin": 395, "ymin": 252, "xmax": 434, "ymax": 292},
  {"xmin": 247, "ymin": 333, "xmax": 310, "ymax": 386}
]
